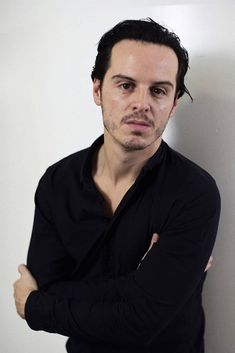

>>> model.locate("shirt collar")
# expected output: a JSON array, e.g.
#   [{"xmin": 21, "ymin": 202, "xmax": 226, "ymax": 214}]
[
  {"xmin": 80, "ymin": 135, "xmax": 104, "ymax": 186},
  {"xmin": 80, "ymin": 135, "xmax": 167, "ymax": 186}
]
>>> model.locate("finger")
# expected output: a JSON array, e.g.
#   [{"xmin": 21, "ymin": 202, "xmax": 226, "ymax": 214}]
[
  {"xmin": 207, "ymin": 256, "xmax": 213, "ymax": 267},
  {"xmin": 148, "ymin": 233, "xmax": 159, "ymax": 250},
  {"xmin": 137, "ymin": 233, "xmax": 159, "ymax": 269},
  {"xmin": 205, "ymin": 256, "xmax": 213, "ymax": 272},
  {"xmin": 151, "ymin": 233, "xmax": 159, "ymax": 245}
]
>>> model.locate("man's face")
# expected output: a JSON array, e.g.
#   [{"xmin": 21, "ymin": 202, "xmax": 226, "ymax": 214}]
[{"xmin": 93, "ymin": 39, "xmax": 179, "ymax": 152}]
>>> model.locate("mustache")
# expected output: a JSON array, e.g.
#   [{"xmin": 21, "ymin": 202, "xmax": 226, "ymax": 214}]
[{"xmin": 121, "ymin": 112, "xmax": 154, "ymax": 127}]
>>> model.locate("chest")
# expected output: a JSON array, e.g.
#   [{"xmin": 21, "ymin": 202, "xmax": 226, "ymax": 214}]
[
  {"xmin": 53, "ymin": 169, "xmax": 177, "ymax": 279},
  {"xmin": 93, "ymin": 174, "xmax": 135, "ymax": 217},
  {"xmin": 54, "ymin": 181, "xmax": 159, "ymax": 277}
]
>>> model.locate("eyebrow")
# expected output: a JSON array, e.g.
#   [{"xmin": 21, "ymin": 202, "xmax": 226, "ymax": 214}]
[{"xmin": 111, "ymin": 74, "xmax": 175, "ymax": 89}]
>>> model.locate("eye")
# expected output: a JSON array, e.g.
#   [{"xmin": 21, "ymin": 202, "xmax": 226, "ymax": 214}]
[
  {"xmin": 119, "ymin": 82, "xmax": 135, "ymax": 91},
  {"xmin": 151, "ymin": 87, "xmax": 166, "ymax": 97}
]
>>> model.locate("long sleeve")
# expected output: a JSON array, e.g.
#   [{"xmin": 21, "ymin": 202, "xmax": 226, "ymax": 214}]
[
  {"xmin": 27, "ymin": 170, "xmax": 75, "ymax": 289},
  {"xmin": 25, "ymin": 178, "xmax": 221, "ymax": 347}
]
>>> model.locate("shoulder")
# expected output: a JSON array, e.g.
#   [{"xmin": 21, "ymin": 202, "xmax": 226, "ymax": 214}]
[
  {"xmin": 165, "ymin": 143, "xmax": 219, "ymax": 192},
  {"xmin": 154, "ymin": 143, "xmax": 221, "ymax": 234},
  {"xmin": 158, "ymin": 143, "xmax": 221, "ymax": 215},
  {"xmin": 37, "ymin": 147, "xmax": 90, "ymax": 192}
]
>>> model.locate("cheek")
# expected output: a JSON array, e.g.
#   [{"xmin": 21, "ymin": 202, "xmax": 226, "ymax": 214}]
[
  {"xmin": 111, "ymin": 95, "xmax": 127, "ymax": 109},
  {"xmin": 102, "ymin": 91, "xmax": 121, "ymax": 110},
  {"xmin": 103, "ymin": 88, "xmax": 129, "ymax": 108},
  {"xmin": 154, "ymin": 100, "xmax": 175, "ymax": 117},
  {"xmin": 154, "ymin": 103, "xmax": 170, "ymax": 116}
]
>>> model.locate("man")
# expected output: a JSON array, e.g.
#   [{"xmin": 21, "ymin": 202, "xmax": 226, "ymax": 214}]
[{"xmin": 14, "ymin": 18, "xmax": 220, "ymax": 353}]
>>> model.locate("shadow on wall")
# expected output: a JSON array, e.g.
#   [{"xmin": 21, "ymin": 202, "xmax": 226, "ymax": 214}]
[
  {"xmin": 168, "ymin": 53, "xmax": 234, "ymax": 215},
  {"xmin": 168, "ymin": 51, "xmax": 235, "ymax": 275},
  {"xmin": 166, "ymin": 53, "xmax": 235, "ymax": 353}
]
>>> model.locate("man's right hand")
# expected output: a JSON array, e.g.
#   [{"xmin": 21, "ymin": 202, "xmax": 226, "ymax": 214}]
[
  {"xmin": 205, "ymin": 256, "xmax": 213, "ymax": 272},
  {"xmin": 137, "ymin": 233, "xmax": 213, "ymax": 272},
  {"xmin": 137, "ymin": 233, "xmax": 159, "ymax": 269}
]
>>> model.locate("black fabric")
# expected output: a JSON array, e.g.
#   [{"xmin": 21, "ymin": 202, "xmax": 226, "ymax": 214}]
[{"xmin": 25, "ymin": 136, "xmax": 220, "ymax": 352}]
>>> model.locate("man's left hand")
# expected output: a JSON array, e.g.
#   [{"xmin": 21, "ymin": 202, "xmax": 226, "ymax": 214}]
[{"xmin": 13, "ymin": 264, "xmax": 38, "ymax": 319}]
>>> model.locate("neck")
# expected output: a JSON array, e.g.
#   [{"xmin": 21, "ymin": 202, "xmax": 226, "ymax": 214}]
[{"xmin": 93, "ymin": 134, "xmax": 162, "ymax": 185}]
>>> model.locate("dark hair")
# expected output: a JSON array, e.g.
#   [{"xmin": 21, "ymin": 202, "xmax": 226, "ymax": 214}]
[{"xmin": 91, "ymin": 18, "xmax": 192, "ymax": 100}]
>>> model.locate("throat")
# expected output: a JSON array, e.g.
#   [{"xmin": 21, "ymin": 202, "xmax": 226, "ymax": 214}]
[
  {"xmin": 93, "ymin": 175, "xmax": 134, "ymax": 216},
  {"xmin": 91, "ymin": 143, "xmax": 143, "ymax": 216}
]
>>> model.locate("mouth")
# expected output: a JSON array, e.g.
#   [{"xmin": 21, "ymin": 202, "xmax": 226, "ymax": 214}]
[{"xmin": 125, "ymin": 120, "xmax": 152, "ymax": 130}]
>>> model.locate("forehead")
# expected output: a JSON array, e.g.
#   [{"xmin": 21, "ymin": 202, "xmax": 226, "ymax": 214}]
[{"xmin": 108, "ymin": 39, "xmax": 179, "ymax": 83}]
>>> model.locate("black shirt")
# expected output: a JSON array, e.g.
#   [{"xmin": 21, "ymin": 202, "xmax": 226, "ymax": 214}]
[{"xmin": 25, "ymin": 136, "xmax": 220, "ymax": 353}]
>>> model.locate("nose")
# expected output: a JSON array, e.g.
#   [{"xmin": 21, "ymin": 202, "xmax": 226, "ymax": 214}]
[{"xmin": 130, "ymin": 88, "xmax": 150, "ymax": 113}]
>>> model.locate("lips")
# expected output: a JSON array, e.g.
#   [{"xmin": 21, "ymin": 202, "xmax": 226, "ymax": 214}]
[
  {"xmin": 126, "ymin": 120, "xmax": 151, "ymax": 127},
  {"xmin": 122, "ymin": 114, "xmax": 154, "ymax": 129},
  {"xmin": 126, "ymin": 120, "xmax": 151, "ymax": 130}
]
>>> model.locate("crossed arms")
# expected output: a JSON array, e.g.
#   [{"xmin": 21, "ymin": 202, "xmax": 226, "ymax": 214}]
[{"xmin": 13, "ymin": 165, "xmax": 220, "ymax": 346}]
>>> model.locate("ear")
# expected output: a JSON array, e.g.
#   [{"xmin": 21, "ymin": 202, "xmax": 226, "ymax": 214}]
[
  {"xmin": 169, "ymin": 98, "xmax": 178, "ymax": 118},
  {"xmin": 93, "ymin": 79, "xmax": 102, "ymax": 106}
]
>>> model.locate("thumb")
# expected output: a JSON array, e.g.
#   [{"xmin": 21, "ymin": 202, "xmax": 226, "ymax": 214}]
[
  {"xmin": 18, "ymin": 264, "xmax": 29, "ymax": 277},
  {"xmin": 17, "ymin": 264, "xmax": 38, "ymax": 289}
]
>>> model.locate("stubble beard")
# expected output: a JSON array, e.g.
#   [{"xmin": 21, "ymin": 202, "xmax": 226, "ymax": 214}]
[{"xmin": 103, "ymin": 116, "xmax": 167, "ymax": 152}]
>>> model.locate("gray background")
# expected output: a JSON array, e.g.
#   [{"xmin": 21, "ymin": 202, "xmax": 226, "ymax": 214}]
[{"xmin": 1, "ymin": 0, "xmax": 234, "ymax": 352}]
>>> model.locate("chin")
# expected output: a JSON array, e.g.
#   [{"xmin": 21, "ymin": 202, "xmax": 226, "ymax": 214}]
[
  {"xmin": 120, "ymin": 136, "xmax": 150, "ymax": 151},
  {"xmin": 121, "ymin": 132, "xmax": 163, "ymax": 152},
  {"xmin": 122, "ymin": 143, "xmax": 146, "ymax": 152}
]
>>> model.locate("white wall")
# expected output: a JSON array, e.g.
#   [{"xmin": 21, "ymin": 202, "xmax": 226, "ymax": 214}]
[{"xmin": 1, "ymin": 1, "xmax": 234, "ymax": 352}]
